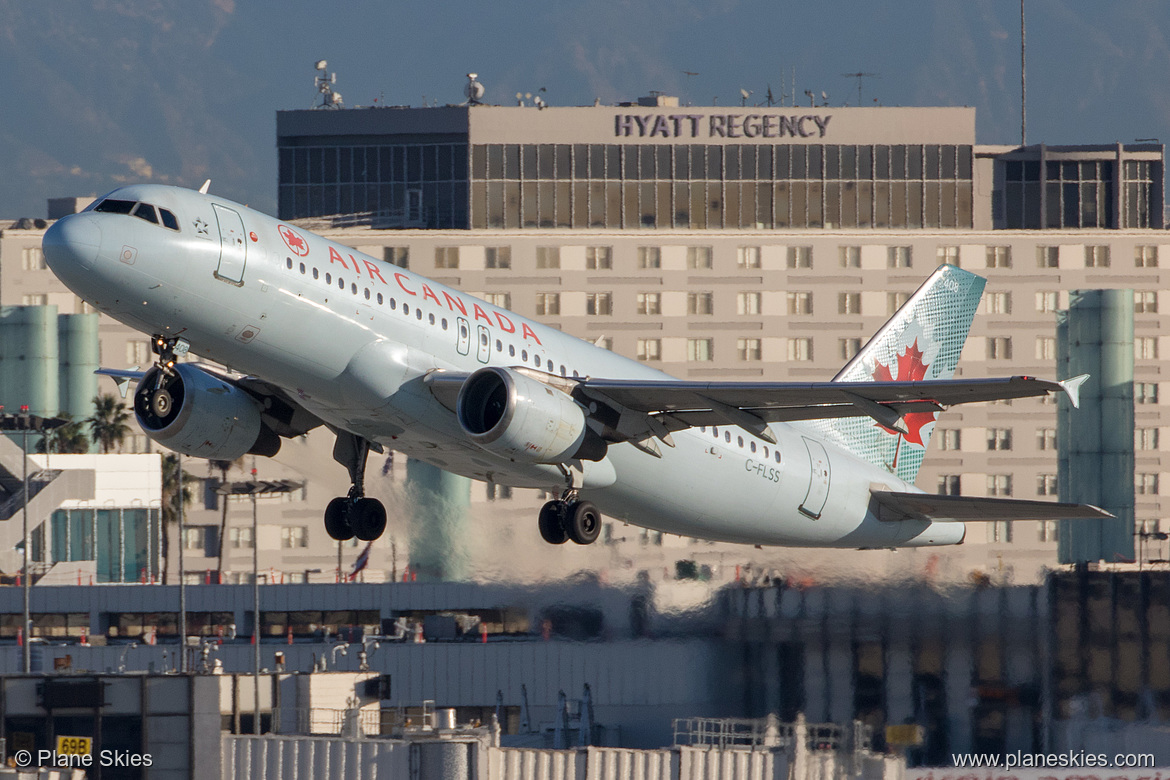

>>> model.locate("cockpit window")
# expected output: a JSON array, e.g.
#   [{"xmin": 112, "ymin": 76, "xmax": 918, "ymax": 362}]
[
  {"xmin": 94, "ymin": 199, "xmax": 135, "ymax": 215},
  {"xmin": 93, "ymin": 198, "xmax": 180, "ymax": 232},
  {"xmin": 132, "ymin": 203, "xmax": 158, "ymax": 224}
]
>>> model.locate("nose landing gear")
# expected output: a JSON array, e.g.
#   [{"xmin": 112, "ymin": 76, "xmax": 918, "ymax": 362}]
[
  {"xmin": 538, "ymin": 493, "xmax": 601, "ymax": 546},
  {"xmin": 326, "ymin": 431, "xmax": 387, "ymax": 542}
]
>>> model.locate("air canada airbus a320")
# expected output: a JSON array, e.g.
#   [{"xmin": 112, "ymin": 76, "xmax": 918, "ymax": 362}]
[{"xmin": 41, "ymin": 184, "xmax": 1109, "ymax": 549}]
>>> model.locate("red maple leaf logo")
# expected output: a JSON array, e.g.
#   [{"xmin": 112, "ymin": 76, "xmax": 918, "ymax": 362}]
[
  {"xmin": 279, "ymin": 225, "xmax": 309, "ymax": 256},
  {"xmin": 870, "ymin": 339, "xmax": 936, "ymax": 447}
]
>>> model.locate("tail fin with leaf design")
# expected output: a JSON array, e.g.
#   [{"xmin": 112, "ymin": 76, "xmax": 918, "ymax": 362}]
[{"xmin": 802, "ymin": 264, "xmax": 986, "ymax": 484}]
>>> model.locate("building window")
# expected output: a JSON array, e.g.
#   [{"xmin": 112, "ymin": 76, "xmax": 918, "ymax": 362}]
[
  {"xmin": 937, "ymin": 475, "xmax": 961, "ymax": 495},
  {"xmin": 991, "ymin": 521, "xmax": 1013, "ymax": 543},
  {"xmin": 1136, "ymin": 382, "xmax": 1159, "ymax": 405},
  {"xmin": 21, "ymin": 248, "xmax": 46, "ymax": 270},
  {"xmin": 839, "ymin": 246, "xmax": 860, "ymax": 268},
  {"xmin": 937, "ymin": 429, "xmax": 961, "ymax": 451},
  {"xmin": 637, "ymin": 246, "xmax": 662, "ymax": 269},
  {"xmin": 987, "ymin": 474, "xmax": 1013, "ymax": 497},
  {"xmin": 595, "ymin": 337, "xmax": 612, "ymax": 351},
  {"xmin": 636, "ymin": 292, "xmax": 661, "ymax": 315},
  {"xmin": 1038, "ymin": 520, "xmax": 1058, "ymax": 543},
  {"xmin": 181, "ymin": 527, "xmax": 206, "ymax": 552},
  {"xmin": 937, "ymin": 246, "xmax": 959, "ymax": 265},
  {"xmin": 987, "ymin": 337, "xmax": 1012, "ymax": 360},
  {"xmin": 1138, "ymin": 337, "xmax": 1159, "ymax": 360},
  {"xmin": 1037, "ymin": 246, "xmax": 1059, "ymax": 268},
  {"xmin": 786, "ymin": 292, "xmax": 812, "ymax": 315},
  {"xmin": 586, "ymin": 246, "xmax": 612, "ymax": 269},
  {"xmin": 434, "ymin": 247, "xmax": 459, "ymax": 269},
  {"xmin": 21, "ymin": 294, "xmax": 47, "ymax": 306},
  {"xmin": 987, "ymin": 428, "xmax": 1012, "ymax": 451},
  {"xmin": 737, "ymin": 338, "xmax": 762, "ymax": 361},
  {"xmin": 485, "ymin": 247, "xmax": 511, "ymax": 269},
  {"xmin": 839, "ymin": 292, "xmax": 861, "ymax": 315},
  {"xmin": 787, "ymin": 338, "xmax": 813, "ymax": 361},
  {"xmin": 1084, "ymin": 245, "xmax": 1110, "ymax": 268},
  {"xmin": 1036, "ymin": 474, "xmax": 1058, "ymax": 496},
  {"xmin": 887, "ymin": 246, "xmax": 912, "ymax": 268},
  {"xmin": 636, "ymin": 338, "xmax": 661, "ymax": 361},
  {"xmin": 886, "ymin": 292, "xmax": 910, "ymax": 315},
  {"xmin": 281, "ymin": 526, "xmax": 308, "ymax": 548},
  {"xmin": 535, "ymin": 293, "xmax": 560, "ymax": 316},
  {"xmin": 483, "ymin": 292, "xmax": 511, "ymax": 308},
  {"xmin": 228, "ymin": 527, "xmax": 254, "ymax": 549},
  {"xmin": 737, "ymin": 246, "xmax": 761, "ymax": 269},
  {"xmin": 586, "ymin": 292, "xmax": 612, "ymax": 315},
  {"xmin": 486, "ymin": 483, "xmax": 513, "ymax": 500},
  {"xmin": 126, "ymin": 340, "xmax": 150, "ymax": 367},
  {"xmin": 986, "ymin": 246, "xmax": 1011, "ymax": 268},
  {"xmin": 986, "ymin": 292, "xmax": 1011, "ymax": 314},
  {"xmin": 1035, "ymin": 336, "xmax": 1056, "ymax": 361},
  {"xmin": 536, "ymin": 246, "xmax": 561, "ymax": 269},
  {"xmin": 1135, "ymin": 291, "xmax": 1158, "ymax": 314},
  {"xmin": 1136, "ymin": 473, "xmax": 1160, "ymax": 495},
  {"xmin": 1135, "ymin": 245, "xmax": 1158, "ymax": 268},
  {"xmin": 686, "ymin": 246, "xmax": 712, "ymax": 269},
  {"xmin": 736, "ymin": 291, "xmax": 762, "ymax": 315},
  {"xmin": 384, "ymin": 247, "xmax": 409, "ymax": 268},
  {"xmin": 1036, "ymin": 427, "xmax": 1057, "ymax": 450},
  {"xmin": 788, "ymin": 246, "xmax": 812, "ymax": 268},
  {"xmin": 839, "ymin": 338, "xmax": 861, "ymax": 360},
  {"xmin": 687, "ymin": 292, "xmax": 713, "ymax": 315},
  {"xmin": 687, "ymin": 338, "xmax": 714, "ymax": 362},
  {"xmin": 1036, "ymin": 291, "xmax": 1059, "ymax": 313},
  {"xmin": 1136, "ymin": 428, "xmax": 1159, "ymax": 450}
]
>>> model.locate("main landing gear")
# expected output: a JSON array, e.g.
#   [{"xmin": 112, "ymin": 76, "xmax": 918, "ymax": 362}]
[
  {"xmin": 538, "ymin": 493, "xmax": 602, "ymax": 546},
  {"xmin": 325, "ymin": 432, "xmax": 387, "ymax": 542}
]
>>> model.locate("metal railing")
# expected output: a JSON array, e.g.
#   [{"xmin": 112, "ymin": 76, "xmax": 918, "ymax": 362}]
[{"xmin": 671, "ymin": 716, "xmax": 872, "ymax": 753}]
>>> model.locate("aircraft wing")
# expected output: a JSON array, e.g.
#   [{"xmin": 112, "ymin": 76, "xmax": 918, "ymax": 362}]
[
  {"xmin": 870, "ymin": 490, "xmax": 1113, "ymax": 522},
  {"xmin": 426, "ymin": 369, "xmax": 1086, "ymax": 453}
]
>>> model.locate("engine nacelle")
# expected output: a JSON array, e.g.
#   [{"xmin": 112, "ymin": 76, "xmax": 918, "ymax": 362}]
[
  {"xmin": 133, "ymin": 364, "xmax": 279, "ymax": 460},
  {"xmin": 456, "ymin": 366, "xmax": 606, "ymax": 463}
]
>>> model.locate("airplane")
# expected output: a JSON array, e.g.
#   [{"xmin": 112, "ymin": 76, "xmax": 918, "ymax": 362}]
[{"xmin": 41, "ymin": 184, "xmax": 1109, "ymax": 549}]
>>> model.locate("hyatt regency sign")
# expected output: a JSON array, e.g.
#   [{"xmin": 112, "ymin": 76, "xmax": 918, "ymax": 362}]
[{"xmin": 615, "ymin": 113, "xmax": 832, "ymax": 139}]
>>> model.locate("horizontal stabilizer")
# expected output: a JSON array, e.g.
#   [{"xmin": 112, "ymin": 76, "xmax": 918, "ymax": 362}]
[{"xmin": 871, "ymin": 490, "xmax": 1113, "ymax": 523}]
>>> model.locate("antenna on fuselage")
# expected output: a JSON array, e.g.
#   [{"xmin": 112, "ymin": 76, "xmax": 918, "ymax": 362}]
[{"xmin": 198, "ymin": 180, "xmax": 211, "ymax": 194}]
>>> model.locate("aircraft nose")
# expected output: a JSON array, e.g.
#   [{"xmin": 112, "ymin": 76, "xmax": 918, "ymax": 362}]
[{"xmin": 43, "ymin": 214, "xmax": 102, "ymax": 271}]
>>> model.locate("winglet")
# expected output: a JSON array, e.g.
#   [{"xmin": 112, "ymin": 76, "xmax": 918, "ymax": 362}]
[
  {"xmin": 1059, "ymin": 374, "xmax": 1090, "ymax": 409},
  {"xmin": 199, "ymin": 179, "xmax": 211, "ymax": 194}
]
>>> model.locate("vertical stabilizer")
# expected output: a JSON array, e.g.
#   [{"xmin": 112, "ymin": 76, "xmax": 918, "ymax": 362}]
[{"xmin": 804, "ymin": 264, "xmax": 986, "ymax": 484}]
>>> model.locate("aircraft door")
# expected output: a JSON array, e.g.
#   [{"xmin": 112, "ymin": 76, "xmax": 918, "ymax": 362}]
[
  {"xmin": 476, "ymin": 325, "xmax": 491, "ymax": 363},
  {"xmin": 212, "ymin": 204, "xmax": 247, "ymax": 284},
  {"xmin": 456, "ymin": 317, "xmax": 470, "ymax": 356},
  {"xmin": 799, "ymin": 437, "xmax": 831, "ymax": 519}
]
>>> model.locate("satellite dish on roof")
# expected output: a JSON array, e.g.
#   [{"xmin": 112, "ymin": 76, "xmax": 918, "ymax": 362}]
[{"xmin": 465, "ymin": 73, "xmax": 485, "ymax": 105}]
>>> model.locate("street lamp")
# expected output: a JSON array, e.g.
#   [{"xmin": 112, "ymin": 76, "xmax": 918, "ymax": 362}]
[
  {"xmin": 216, "ymin": 477, "xmax": 304, "ymax": 734},
  {"xmin": 0, "ymin": 406, "xmax": 67, "ymax": 674}
]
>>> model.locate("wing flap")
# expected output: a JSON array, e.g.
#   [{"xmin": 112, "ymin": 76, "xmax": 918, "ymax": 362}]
[{"xmin": 871, "ymin": 490, "xmax": 1113, "ymax": 523}]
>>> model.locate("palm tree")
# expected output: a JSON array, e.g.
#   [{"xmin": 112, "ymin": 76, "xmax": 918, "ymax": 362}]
[
  {"xmin": 87, "ymin": 394, "xmax": 131, "ymax": 454},
  {"xmin": 161, "ymin": 454, "xmax": 197, "ymax": 585},
  {"xmin": 36, "ymin": 414, "xmax": 90, "ymax": 455}
]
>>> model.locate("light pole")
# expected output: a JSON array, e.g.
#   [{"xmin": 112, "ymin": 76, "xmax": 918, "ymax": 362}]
[
  {"xmin": 0, "ymin": 406, "xmax": 67, "ymax": 674},
  {"xmin": 215, "ymin": 476, "xmax": 303, "ymax": 733},
  {"xmin": 177, "ymin": 454, "xmax": 187, "ymax": 672}
]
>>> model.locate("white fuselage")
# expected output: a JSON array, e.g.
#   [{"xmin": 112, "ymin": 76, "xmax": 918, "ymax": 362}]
[{"xmin": 44, "ymin": 184, "xmax": 963, "ymax": 548}]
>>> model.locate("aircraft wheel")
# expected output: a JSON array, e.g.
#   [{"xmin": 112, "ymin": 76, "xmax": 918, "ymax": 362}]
[
  {"xmin": 324, "ymin": 497, "xmax": 355, "ymax": 541},
  {"xmin": 566, "ymin": 500, "xmax": 602, "ymax": 545},
  {"xmin": 351, "ymin": 497, "xmax": 387, "ymax": 541},
  {"xmin": 538, "ymin": 501, "xmax": 569, "ymax": 545}
]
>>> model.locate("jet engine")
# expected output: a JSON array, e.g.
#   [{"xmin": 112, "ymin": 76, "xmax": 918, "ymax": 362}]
[
  {"xmin": 456, "ymin": 367, "xmax": 606, "ymax": 463},
  {"xmin": 133, "ymin": 364, "xmax": 281, "ymax": 460}
]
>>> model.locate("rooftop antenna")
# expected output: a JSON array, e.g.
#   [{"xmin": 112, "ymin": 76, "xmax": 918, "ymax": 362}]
[
  {"xmin": 765, "ymin": 85, "xmax": 775, "ymax": 107},
  {"xmin": 841, "ymin": 72, "xmax": 879, "ymax": 106},
  {"xmin": 464, "ymin": 73, "xmax": 485, "ymax": 106},
  {"xmin": 682, "ymin": 70, "xmax": 699, "ymax": 106},
  {"xmin": 313, "ymin": 60, "xmax": 342, "ymax": 109},
  {"xmin": 821, "ymin": 90, "xmax": 828, "ymax": 106},
  {"xmin": 1020, "ymin": 0, "xmax": 1027, "ymax": 145},
  {"xmin": 804, "ymin": 89, "xmax": 815, "ymax": 107},
  {"xmin": 739, "ymin": 88, "xmax": 753, "ymax": 106}
]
